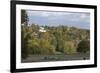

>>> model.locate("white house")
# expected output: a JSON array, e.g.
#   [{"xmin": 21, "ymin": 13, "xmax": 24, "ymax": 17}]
[{"xmin": 39, "ymin": 27, "xmax": 46, "ymax": 32}]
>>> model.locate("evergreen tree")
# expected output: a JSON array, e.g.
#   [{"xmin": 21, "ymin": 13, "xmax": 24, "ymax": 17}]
[
  {"xmin": 21, "ymin": 10, "xmax": 29, "ymax": 59},
  {"xmin": 21, "ymin": 10, "xmax": 29, "ymax": 25}
]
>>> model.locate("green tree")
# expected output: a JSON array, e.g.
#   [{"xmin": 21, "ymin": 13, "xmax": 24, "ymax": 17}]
[
  {"xmin": 21, "ymin": 10, "xmax": 29, "ymax": 59},
  {"xmin": 77, "ymin": 40, "xmax": 90, "ymax": 53},
  {"xmin": 27, "ymin": 38, "xmax": 40, "ymax": 54},
  {"xmin": 63, "ymin": 41, "xmax": 76, "ymax": 54},
  {"xmin": 53, "ymin": 29, "xmax": 64, "ymax": 52},
  {"xmin": 39, "ymin": 39, "xmax": 55, "ymax": 54},
  {"xmin": 21, "ymin": 10, "xmax": 29, "ymax": 25}
]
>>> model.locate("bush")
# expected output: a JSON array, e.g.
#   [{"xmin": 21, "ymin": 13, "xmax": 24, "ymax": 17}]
[
  {"xmin": 39, "ymin": 39, "xmax": 56, "ymax": 54},
  {"xmin": 77, "ymin": 40, "xmax": 90, "ymax": 53},
  {"xmin": 28, "ymin": 38, "xmax": 56, "ymax": 55},
  {"xmin": 63, "ymin": 41, "xmax": 76, "ymax": 54}
]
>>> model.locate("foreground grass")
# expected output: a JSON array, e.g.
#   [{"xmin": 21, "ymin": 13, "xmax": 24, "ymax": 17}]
[{"xmin": 21, "ymin": 53, "xmax": 90, "ymax": 63}]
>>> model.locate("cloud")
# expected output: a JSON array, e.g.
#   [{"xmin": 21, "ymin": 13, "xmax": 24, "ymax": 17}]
[
  {"xmin": 79, "ymin": 13, "xmax": 90, "ymax": 23},
  {"xmin": 80, "ymin": 14, "xmax": 87, "ymax": 19},
  {"xmin": 27, "ymin": 10, "xmax": 90, "ymax": 29},
  {"xmin": 41, "ymin": 12, "xmax": 50, "ymax": 17},
  {"xmin": 66, "ymin": 13, "xmax": 90, "ymax": 23},
  {"xmin": 27, "ymin": 10, "xmax": 73, "ymax": 17}
]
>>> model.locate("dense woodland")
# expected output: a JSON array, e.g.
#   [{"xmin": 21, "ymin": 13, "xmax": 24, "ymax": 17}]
[{"xmin": 21, "ymin": 10, "xmax": 90, "ymax": 59}]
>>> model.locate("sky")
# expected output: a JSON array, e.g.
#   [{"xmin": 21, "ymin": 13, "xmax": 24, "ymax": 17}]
[{"xmin": 27, "ymin": 10, "xmax": 90, "ymax": 29}]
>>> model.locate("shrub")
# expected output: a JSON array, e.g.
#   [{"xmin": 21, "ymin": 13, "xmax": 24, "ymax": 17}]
[
  {"xmin": 63, "ymin": 41, "xmax": 76, "ymax": 54},
  {"xmin": 77, "ymin": 39, "xmax": 90, "ymax": 53}
]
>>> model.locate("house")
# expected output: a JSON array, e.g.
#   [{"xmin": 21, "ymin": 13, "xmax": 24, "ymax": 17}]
[{"xmin": 39, "ymin": 27, "xmax": 46, "ymax": 32}]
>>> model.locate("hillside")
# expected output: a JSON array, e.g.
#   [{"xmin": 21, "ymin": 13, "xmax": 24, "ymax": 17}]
[{"xmin": 21, "ymin": 24, "xmax": 90, "ymax": 59}]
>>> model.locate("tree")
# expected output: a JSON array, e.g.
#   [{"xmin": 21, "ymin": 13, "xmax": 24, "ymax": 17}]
[
  {"xmin": 27, "ymin": 38, "xmax": 40, "ymax": 54},
  {"xmin": 63, "ymin": 41, "xmax": 76, "ymax": 54},
  {"xmin": 77, "ymin": 40, "xmax": 90, "ymax": 53},
  {"xmin": 21, "ymin": 10, "xmax": 29, "ymax": 25},
  {"xmin": 27, "ymin": 38, "xmax": 56, "ymax": 55},
  {"xmin": 39, "ymin": 39, "xmax": 55, "ymax": 54},
  {"xmin": 21, "ymin": 10, "xmax": 29, "ymax": 59},
  {"xmin": 53, "ymin": 29, "xmax": 64, "ymax": 52}
]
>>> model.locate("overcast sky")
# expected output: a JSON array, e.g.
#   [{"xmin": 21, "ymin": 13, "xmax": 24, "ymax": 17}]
[{"xmin": 27, "ymin": 10, "xmax": 90, "ymax": 29}]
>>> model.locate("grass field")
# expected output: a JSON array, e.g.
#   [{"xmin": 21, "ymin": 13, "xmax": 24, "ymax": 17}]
[{"xmin": 22, "ymin": 53, "xmax": 90, "ymax": 63}]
